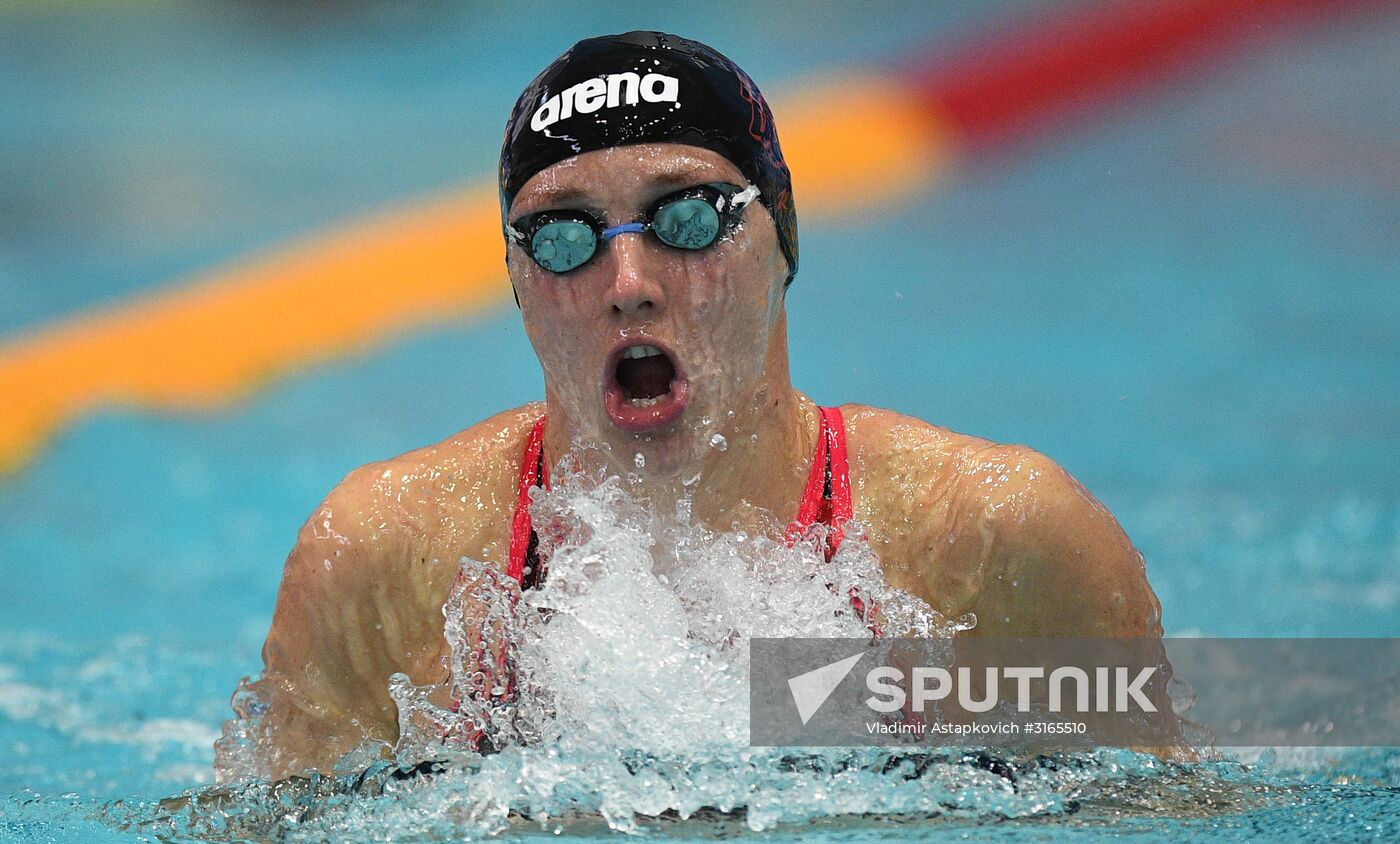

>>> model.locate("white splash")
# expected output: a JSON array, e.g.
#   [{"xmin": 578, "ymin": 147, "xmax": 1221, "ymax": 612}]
[
  {"xmin": 393, "ymin": 468, "xmax": 955, "ymax": 747},
  {"xmin": 373, "ymin": 467, "xmax": 972, "ymax": 830}
]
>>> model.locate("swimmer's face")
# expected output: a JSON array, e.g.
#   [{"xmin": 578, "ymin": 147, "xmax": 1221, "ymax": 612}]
[{"xmin": 507, "ymin": 143, "xmax": 789, "ymax": 472}]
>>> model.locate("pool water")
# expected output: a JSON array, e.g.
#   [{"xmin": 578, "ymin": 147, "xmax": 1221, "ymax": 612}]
[{"xmin": 2, "ymin": 2, "xmax": 1398, "ymax": 841}]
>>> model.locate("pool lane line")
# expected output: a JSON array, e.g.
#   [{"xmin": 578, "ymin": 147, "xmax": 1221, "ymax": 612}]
[
  {"xmin": 907, "ymin": 0, "xmax": 1367, "ymax": 153},
  {"xmin": 0, "ymin": 0, "xmax": 1368, "ymax": 476}
]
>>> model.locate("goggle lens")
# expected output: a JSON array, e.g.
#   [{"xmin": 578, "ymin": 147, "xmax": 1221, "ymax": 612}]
[
  {"xmin": 651, "ymin": 197, "xmax": 722, "ymax": 250},
  {"xmin": 531, "ymin": 220, "xmax": 597, "ymax": 273}
]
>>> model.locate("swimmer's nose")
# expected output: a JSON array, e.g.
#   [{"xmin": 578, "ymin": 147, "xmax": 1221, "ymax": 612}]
[{"xmin": 604, "ymin": 230, "xmax": 664, "ymax": 317}]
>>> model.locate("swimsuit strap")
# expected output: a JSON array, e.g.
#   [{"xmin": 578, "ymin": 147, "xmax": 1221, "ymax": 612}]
[
  {"xmin": 452, "ymin": 415, "xmax": 545, "ymax": 727},
  {"xmin": 448, "ymin": 415, "xmax": 546, "ymax": 728},
  {"xmin": 787, "ymin": 406, "xmax": 852, "ymax": 560},
  {"xmin": 821, "ymin": 405, "xmax": 853, "ymax": 543},
  {"xmin": 789, "ymin": 409, "xmax": 832, "ymax": 535},
  {"xmin": 507, "ymin": 415, "xmax": 549, "ymax": 586},
  {"xmin": 786, "ymin": 406, "xmax": 880, "ymax": 635}
]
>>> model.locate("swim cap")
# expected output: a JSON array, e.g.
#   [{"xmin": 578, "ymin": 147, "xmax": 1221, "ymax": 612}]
[{"xmin": 499, "ymin": 31, "xmax": 798, "ymax": 285}]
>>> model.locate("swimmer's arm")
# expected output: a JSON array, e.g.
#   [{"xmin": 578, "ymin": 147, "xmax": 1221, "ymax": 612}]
[
  {"xmin": 958, "ymin": 447, "xmax": 1191, "ymax": 756},
  {"xmin": 899, "ymin": 442, "xmax": 1182, "ymax": 755},
  {"xmin": 959, "ymin": 446, "xmax": 1164, "ymax": 639},
  {"xmin": 225, "ymin": 467, "xmax": 448, "ymax": 781}
]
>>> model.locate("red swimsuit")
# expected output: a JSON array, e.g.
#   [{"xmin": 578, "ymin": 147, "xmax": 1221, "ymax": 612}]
[
  {"xmin": 508, "ymin": 406, "xmax": 875, "ymax": 623},
  {"xmin": 449, "ymin": 406, "xmax": 877, "ymax": 740}
]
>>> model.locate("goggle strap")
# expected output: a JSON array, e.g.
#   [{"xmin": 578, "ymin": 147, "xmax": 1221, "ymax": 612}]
[
  {"xmin": 601, "ymin": 221, "xmax": 646, "ymax": 241},
  {"xmin": 729, "ymin": 184, "xmax": 761, "ymax": 211}
]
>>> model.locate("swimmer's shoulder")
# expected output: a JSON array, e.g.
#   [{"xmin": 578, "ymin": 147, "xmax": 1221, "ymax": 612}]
[
  {"xmin": 839, "ymin": 402, "xmax": 1076, "ymax": 521},
  {"xmin": 839, "ymin": 403, "xmax": 997, "ymax": 506},
  {"xmin": 352, "ymin": 402, "xmax": 544, "ymax": 505},
  {"xmin": 290, "ymin": 403, "xmax": 545, "ymax": 581},
  {"xmin": 837, "ymin": 404, "xmax": 1066, "ymax": 586},
  {"xmin": 838, "ymin": 404, "xmax": 1159, "ymax": 636}
]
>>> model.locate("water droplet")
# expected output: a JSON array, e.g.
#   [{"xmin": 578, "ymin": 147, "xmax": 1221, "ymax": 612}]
[
  {"xmin": 634, "ymin": 453, "xmax": 645, "ymax": 469},
  {"xmin": 710, "ymin": 434, "xmax": 728, "ymax": 451}
]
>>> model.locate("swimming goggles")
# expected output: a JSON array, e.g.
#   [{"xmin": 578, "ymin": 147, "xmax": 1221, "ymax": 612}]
[{"xmin": 506, "ymin": 182, "xmax": 761, "ymax": 274}]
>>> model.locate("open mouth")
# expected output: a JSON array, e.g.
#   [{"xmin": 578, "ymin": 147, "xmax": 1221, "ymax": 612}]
[
  {"xmin": 616, "ymin": 345, "xmax": 676, "ymax": 404},
  {"xmin": 604, "ymin": 341, "xmax": 690, "ymax": 433}
]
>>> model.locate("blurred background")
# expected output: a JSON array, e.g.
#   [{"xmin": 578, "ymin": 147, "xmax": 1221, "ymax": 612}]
[{"xmin": 1, "ymin": 0, "xmax": 1397, "ymax": 805}]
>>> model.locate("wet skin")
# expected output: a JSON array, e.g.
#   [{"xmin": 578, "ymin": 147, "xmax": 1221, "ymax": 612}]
[{"xmin": 223, "ymin": 144, "xmax": 1164, "ymax": 782}]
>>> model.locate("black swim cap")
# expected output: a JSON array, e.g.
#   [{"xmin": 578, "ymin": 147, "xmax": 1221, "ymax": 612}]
[{"xmin": 499, "ymin": 31, "xmax": 798, "ymax": 285}]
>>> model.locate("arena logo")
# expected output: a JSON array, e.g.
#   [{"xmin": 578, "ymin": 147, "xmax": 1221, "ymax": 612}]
[
  {"xmin": 531, "ymin": 72, "xmax": 680, "ymax": 132},
  {"xmin": 788, "ymin": 652, "xmax": 1158, "ymax": 725}
]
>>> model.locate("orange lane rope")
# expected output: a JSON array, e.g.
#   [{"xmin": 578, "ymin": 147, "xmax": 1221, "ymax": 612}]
[
  {"xmin": 0, "ymin": 79, "xmax": 939, "ymax": 474},
  {"xmin": 2, "ymin": 0, "xmax": 1363, "ymax": 476}
]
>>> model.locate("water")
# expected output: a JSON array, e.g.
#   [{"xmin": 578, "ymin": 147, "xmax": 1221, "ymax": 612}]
[
  {"xmin": 66, "ymin": 474, "xmax": 1400, "ymax": 840},
  {"xmin": 3, "ymin": 1, "xmax": 1399, "ymax": 841}
]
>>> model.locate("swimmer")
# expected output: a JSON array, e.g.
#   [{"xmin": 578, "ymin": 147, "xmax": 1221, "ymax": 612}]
[{"xmin": 218, "ymin": 31, "xmax": 1164, "ymax": 782}]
